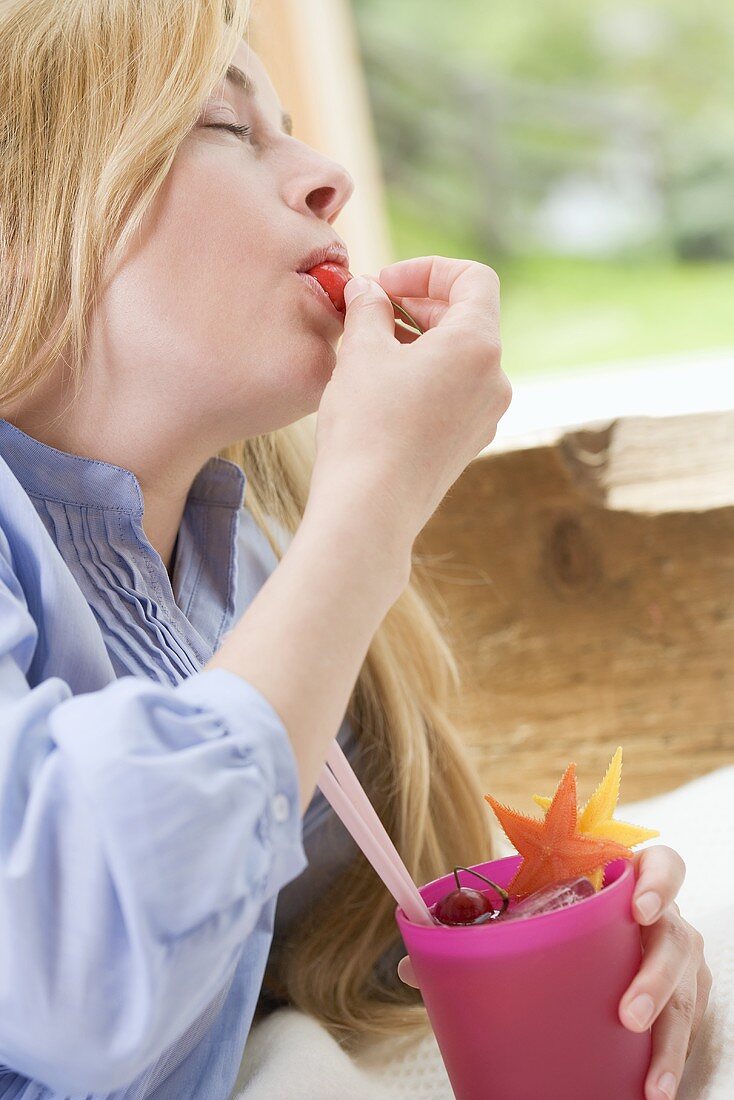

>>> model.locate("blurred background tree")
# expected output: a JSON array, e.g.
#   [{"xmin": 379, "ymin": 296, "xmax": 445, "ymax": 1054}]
[{"xmin": 352, "ymin": 0, "xmax": 734, "ymax": 375}]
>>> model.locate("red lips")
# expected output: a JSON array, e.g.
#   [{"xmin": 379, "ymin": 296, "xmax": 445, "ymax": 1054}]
[{"xmin": 305, "ymin": 262, "xmax": 352, "ymax": 313}]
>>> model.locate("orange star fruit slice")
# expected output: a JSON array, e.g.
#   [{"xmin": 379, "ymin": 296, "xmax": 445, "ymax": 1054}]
[{"xmin": 484, "ymin": 762, "xmax": 633, "ymax": 899}]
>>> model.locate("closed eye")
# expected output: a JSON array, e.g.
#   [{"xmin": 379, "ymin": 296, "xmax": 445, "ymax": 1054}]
[{"xmin": 209, "ymin": 122, "xmax": 252, "ymax": 140}]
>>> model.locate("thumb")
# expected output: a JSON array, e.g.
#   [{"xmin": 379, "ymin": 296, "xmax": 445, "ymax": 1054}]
[
  {"xmin": 397, "ymin": 954, "xmax": 420, "ymax": 989},
  {"xmin": 341, "ymin": 274, "xmax": 395, "ymax": 340}
]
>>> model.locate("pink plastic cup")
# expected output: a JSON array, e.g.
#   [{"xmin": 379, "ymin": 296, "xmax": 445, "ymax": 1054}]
[{"xmin": 395, "ymin": 855, "xmax": 652, "ymax": 1099}]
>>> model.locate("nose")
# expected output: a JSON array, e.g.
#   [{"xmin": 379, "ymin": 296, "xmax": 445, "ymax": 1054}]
[{"xmin": 286, "ymin": 153, "xmax": 356, "ymax": 224}]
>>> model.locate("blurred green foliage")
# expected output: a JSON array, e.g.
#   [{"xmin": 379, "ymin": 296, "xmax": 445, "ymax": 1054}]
[
  {"xmin": 355, "ymin": 0, "xmax": 733, "ymax": 103},
  {"xmin": 389, "ymin": 190, "xmax": 734, "ymax": 375},
  {"xmin": 354, "ymin": 0, "xmax": 734, "ymax": 372}
]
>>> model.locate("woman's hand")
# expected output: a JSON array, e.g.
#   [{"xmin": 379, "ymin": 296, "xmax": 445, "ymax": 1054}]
[
  {"xmin": 397, "ymin": 844, "xmax": 712, "ymax": 1100},
  {"xmin": 617, "ymin": 844, "xmax": 712, "ymax": 1099},
  {"xmin": 311, "ymin": 257, "xmax": 511, "ymax": 548}
]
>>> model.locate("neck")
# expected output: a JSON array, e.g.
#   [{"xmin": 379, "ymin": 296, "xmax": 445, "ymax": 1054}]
[{"xmin": 2, "ymin": 404, "xmax": 210, "ymax": 576}]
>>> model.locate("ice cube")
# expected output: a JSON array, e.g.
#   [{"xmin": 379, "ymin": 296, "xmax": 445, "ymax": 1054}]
[{"xmin": 497, "ymin": 876, "xmax": 597, "ymax": 922}]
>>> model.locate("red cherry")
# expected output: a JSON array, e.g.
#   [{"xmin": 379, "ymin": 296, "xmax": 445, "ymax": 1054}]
[
  {"xmin": 305, "ymin": 265, "xmax": 425, "ymax": 337},
  {"xmin": 432, "ymin": 887, "xmax": 496, "ymax": 926},
  {"xmin": 305, "ymin": 262, "xmax": 352, "ymax": 313},
  {"xmin": 431, "ymin": 865, "xmax": 510, "ymax": 926}
]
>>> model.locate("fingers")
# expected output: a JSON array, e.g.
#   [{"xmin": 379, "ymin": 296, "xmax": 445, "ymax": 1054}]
[
  {"xmin": 378, "ymin": 256, "xmax": 500, "ymax": 344},
  {"xmin": 379, "ymin": 255, "xmax": 479, "ymax": 302},
  {"xmin": 397, "ymin": 955, "xmax": 420, "ymax": 988},
  {"xmin": 681, "ymin": 919, "xmax": 713, "ymax": 1059},
  {"xmin": 341, "ymin": 275, "xmax": 399, "ymax": 343},
  {"xmin": 393, "ymin": 316, "xmax": 422, "ymax": 344},
  {"xmin": 620, "ymin": 909, "xmax": 692, "ymax": 1033},
  {"xmin": 632, "ymin": 845, "xmax": 687, "ymax": 925},
  {"xmin": 642, "ymin": 958, "xmax": 699, "ymax": 1100},
  {"xmin": 343, "ymin": 276, "xmax": 438, "ymax": 346},
  {"xmin": 386, "ymin": 295, "xmax": 450, "ymax": 334}
]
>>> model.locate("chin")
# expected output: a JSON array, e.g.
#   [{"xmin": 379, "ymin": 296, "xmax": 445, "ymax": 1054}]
[{"xmin": 302, "ymin": 335, "xmax": 338, "ymax": 373}]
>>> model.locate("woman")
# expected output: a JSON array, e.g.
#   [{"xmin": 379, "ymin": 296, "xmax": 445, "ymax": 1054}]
[{"xmin": 0, "ymin": 2, "xmax": 710, "ymax": 1098}]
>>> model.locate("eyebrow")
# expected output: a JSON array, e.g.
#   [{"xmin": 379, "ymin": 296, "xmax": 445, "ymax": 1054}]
[{"xmin": 225, "ymin": 64, "xmax": 293, "ymax": 136}]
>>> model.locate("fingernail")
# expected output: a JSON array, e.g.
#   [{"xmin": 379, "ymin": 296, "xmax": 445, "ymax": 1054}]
[
  {"xmin": 657, "ymin": 1071, "xmax": 676, "ymax": 1098},
  {"xmin": 635, "ymin": 891, "xmax": 661, "ymax": 922},
  {"xmin": 343, "ymin": 275, "xmax": 371, "ymax": 307},
  {"xmin": 625, "ymin": 993, "xmax": 654, "ymax": 1029}
]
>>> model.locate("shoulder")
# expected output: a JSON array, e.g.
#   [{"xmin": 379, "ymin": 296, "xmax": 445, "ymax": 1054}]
[
  {"xmin": 0, "ymin": 455, "xmax": 30, "ymax": 569},
  {"xmin": 0, "ymin": 459, "xmax": 40, "ymax": 671},
  {"xmin": 0, "ymin": 453, "xmax": 65, "ymax": 625},
  {"xmin": 0, "ymin": 452, "xmax": 49, "ymax": 573}
]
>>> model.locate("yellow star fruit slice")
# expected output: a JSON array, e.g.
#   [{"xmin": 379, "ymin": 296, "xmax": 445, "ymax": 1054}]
[{"xmin": 532, "ymin": 746, "xmax": 660, "ymax": 891}]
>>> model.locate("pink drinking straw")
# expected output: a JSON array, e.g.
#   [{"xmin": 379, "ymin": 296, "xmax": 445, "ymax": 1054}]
[{"xmin": 316, "ymin": 740, "xmax": 435, "ymax": 927}]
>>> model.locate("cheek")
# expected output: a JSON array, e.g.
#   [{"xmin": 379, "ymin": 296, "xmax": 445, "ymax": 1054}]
[
  {"xmin": 109, "ymin": 152, "xmax": 274, "ymax": 352},
  {"xmin": 95, "ymin": 148, "xmax": 339, "ymax": 425}
]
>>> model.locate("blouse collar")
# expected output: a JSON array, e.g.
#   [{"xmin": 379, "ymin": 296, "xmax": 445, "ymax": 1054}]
[
  {"xmin": 0, "ymin": 416, "xmax": 249, "ymax": 664},
  {"xmin": 0, "ymin": 417, "xmax": 246, "ymax": 516}
]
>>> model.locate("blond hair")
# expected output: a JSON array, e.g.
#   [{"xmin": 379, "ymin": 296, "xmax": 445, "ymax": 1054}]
[{"xmin": 0, "ymin": 0, "xmax": 495, "ymax": 1048}]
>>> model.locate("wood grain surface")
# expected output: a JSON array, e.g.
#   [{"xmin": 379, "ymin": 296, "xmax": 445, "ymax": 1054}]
[{"xmin": 414, "ymin": 412, "xmax": 734, "ymax": 813}]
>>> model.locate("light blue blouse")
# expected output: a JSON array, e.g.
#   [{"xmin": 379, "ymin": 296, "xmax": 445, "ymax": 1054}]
[{"xmin": 0, "ymin": 417, "xmax": 363, "ymax": 1099}]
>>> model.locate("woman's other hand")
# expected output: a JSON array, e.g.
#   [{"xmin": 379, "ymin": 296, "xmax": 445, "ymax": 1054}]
[
  {"xmin": 618, "ymin": 844, "xmax": 712, "ymax": 1099},
  {"xmin": 397, "ymin": 844, "xmax": 712, "ymax": 1100}
]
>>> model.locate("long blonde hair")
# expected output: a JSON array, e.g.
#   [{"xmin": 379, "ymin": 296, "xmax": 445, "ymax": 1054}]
[{"xmin": 0, "ymin": 0, "xmax": 495, "ymax": 1048}]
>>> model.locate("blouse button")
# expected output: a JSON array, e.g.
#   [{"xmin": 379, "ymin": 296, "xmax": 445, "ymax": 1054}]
[{"xmin": 271, "ymin": 792, "xmax": 291, "ymax": 823}]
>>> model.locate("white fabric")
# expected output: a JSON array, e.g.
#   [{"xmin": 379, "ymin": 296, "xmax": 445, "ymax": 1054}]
[{"xmin": 233, "ymin": 763, "xmax": 734, "ymax": 1099}]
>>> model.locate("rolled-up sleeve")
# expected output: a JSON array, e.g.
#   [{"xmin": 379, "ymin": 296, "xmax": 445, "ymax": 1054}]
[{"xmin": 0, "ymin": 538, "xmax": 308, "ymax": 1094}]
